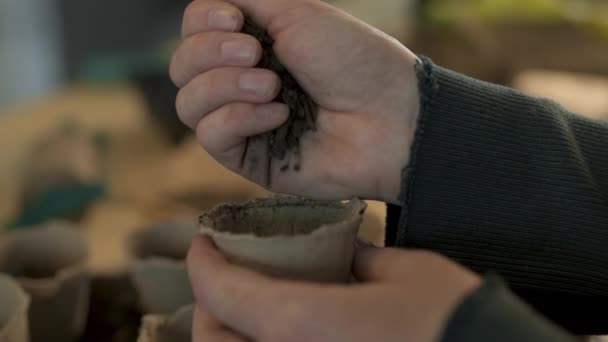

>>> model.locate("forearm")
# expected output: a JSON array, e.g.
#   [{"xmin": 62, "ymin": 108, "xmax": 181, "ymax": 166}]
[{"xmin": 387, "ymin": 57, "xmax": 608, "ymax": 333}]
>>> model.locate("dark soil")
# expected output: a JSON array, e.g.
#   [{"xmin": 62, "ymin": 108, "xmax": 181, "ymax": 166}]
[
  {"xmin": 19, "ymin": 266, "xmax": 58, "ymax": 279},
  {"xmin": 199, "ymin": 197, "xmax": 359, "ymax": 237},
  {"xmin": 242, "ymin": 17, "xmax": 319, "ymax": 163}
]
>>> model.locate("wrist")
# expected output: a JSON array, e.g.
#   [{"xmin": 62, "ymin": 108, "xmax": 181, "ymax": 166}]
[{"xmin": 377, "ymin": 58, "xmax": 420, "ymax": 205}]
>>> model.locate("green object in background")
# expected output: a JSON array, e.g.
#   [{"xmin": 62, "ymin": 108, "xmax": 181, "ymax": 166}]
[
  {"xmin": 422, "ymin": 0, "xmax": 608, "ymax": 27},
  {"xmin": 476, "ymin": 0, "xmax": 563, "ymax": 21},
  {"xmin": 8, "ymin": 183, "xmax": 105, "ymax": 229},
  {"xmin": 587, "ymin": 11, "xmax": 608, "ymax": 40},
  {"xmin": 78, "ymin": 50, "xmax": 170, "ymax": 84}
]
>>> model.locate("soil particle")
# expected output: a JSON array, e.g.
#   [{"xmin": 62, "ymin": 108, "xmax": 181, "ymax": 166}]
[{"xmin": 241, "ymin": 17, "xmax": 319, "ymax": 164}]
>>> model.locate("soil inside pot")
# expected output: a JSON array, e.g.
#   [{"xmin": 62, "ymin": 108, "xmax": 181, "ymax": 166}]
[
  {"xmin": 0, "ymin": 251, "xmax": 73, "ymax": 279},
  {"xmin": 200, "ymin": 198, "xmax": 363, "ymax": 237},
  {"xmin": 242, "ymin": 17, "xmax": 318, "ymax": 170},
  {"xmin": 14, "ymin": 266, "xmax": 58, "ymax": 279}
]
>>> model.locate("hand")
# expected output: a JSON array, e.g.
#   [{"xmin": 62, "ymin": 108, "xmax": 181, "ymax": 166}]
[
  {"xmin": 170, "ymin": 0, "xmax": 420, "ymax": 203},
  {"xmin": 187, "ymin": 236, "xmax": 482, "ymax": 342}
]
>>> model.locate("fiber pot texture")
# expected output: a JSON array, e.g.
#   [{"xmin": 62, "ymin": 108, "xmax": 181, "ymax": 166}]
[
  {"xmin": 0, "ymin": 222, "xmax": 90, "ymax": 342},
  {"xmin": 137, "ymin": 305, "xmax": 193, "ymax": 342},
  {"xmin": 200, "ymin": 198, "xmax": 367, "ymax": 283},
  {"xmin": 129, "ymin": 218, "xmax": 197, "ymax": 315},
  {"xmin": 0, "ymin": 274, "xmax": 29, "ymax": 342}
]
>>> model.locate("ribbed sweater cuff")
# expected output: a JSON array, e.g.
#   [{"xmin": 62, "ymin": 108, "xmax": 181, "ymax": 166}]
[{"xmin": 441, "ymin": 276, "xmax": 573, "ymax": 342}]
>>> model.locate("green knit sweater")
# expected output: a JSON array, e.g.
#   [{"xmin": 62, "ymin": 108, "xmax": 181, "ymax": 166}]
[{"xmin": 386, "ymin": 57, "xmax": 608, "ymax": 341}]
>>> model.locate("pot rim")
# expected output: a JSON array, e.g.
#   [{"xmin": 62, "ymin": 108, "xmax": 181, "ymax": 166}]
[{"xmin": 199, "ymin": 197, "xmax": 367, "ymax": 241}]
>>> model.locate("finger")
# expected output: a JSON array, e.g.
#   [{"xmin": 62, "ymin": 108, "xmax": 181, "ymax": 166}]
[
  {"xmin": 187, "ymin": 235, "xmax": 322, "ymax": 340},
  {"xmin": 352, "ymin": 245, "xmax": 415, "ymax": 282},
  {"xmin": 195, "ymin": 102, "xmax": 288, "ymax": 159},
  {"xmin": 193, "ymin": 306, "xmax": 247, "ymax": 342},
  {"xmin": 219, "ymin": 0, "xmax": 294, "ymax": 28},
  {"xmin": 176, "ymin": 67, "xmax": 280, "ymax": 129},
  {"xmin": 182, "ymin": 0, "xmax": 244, "ymax": 38},
  {"xmin": 170, "ymin": 31, "xmax": 262, "ymax": 88},
  {"xmin": 187, "ymin": 236, "xmax": 402, "ymax": 341},
  {"xmin": 187, "ymin": 235, "xmax": 276, "ymax": 339}
]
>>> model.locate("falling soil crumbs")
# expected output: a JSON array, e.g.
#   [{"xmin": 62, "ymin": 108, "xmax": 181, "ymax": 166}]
[{"xmin": 241, "ymin": 16, "xmax": 319, "ymax": 170}]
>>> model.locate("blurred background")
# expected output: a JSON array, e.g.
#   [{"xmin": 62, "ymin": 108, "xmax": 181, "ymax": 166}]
[{"xmin": 0, "ymin": 0, "xmax": 606, "ymax": 341}]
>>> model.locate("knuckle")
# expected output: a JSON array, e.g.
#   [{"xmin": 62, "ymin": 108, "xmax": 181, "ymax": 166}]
[
  {"xmin": 175, "ymin": 35, "xmax": 206, "ymax": 76},
  {"xmin": 182, "ymin": 1, "xmax": 203, "ymax": 32},
  {"xmin": 183, "ymin": 0, "xmax": 198, "ymax": 17},
  {"xmin": 168, "ymin": 51, "xmax": 182, "ymax": 86},
  {"xmin": 183, "ymin": 1, "xmax": 229, "ymax": 37},
  {"xmin": 221, "ymin": 103, "xmax": 246, "ymax": 129},
  {"xmin": 189, "ymin": 33, "xmax": 213, "ymax": 64},
  {"xmin": 175, "ymin": 89, "xmax": 190, "ymax": 124},
  {"xmin": 199, "ymin": 70, "xmax": 217, "ymax": 93},
  {"xmin": 202, "ymin": 69, "xmax": 232, "ymax": 100},
  {"xmin": 196, "ymin": 123, "xmax": 214, "ymax": 151}
]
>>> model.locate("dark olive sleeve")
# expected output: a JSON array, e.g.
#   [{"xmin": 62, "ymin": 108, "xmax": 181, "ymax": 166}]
[
  {"xmin": 386, "ymin": 57, "xmax": 608, "ymax": 334},
  {"xmin": 442, "ymin": 277, "xmax": 574, "ymax": 342}
]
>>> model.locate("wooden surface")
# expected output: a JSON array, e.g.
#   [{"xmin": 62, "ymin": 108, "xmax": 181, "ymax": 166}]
[{"xmin": 0, "ymin": 84, "xmax": 386, "ymax": 274}]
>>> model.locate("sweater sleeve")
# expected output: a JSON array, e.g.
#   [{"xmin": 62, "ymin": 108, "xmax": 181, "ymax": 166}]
[
  {"xmin": 385, "ymin": 57, "xmax": 608, "ymax": 334},
  {"xmin": 441, "ymin": 277, "xmax": 575, "ymax": 342},
  {"xmin": 442, "ymin": 277, "xmax": 575, "ymax": 342}
]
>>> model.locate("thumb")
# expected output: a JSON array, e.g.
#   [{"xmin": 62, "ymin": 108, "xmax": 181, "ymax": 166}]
[{"xmin": 352, "ymin": 243, "xmax": 420, "ymax": 282}]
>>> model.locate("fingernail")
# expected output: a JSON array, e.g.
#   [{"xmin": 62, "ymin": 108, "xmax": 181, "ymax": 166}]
[
  {"xmin": 221, "ymin": 40, "xmax": 256, "ymax": 64},
  {"xmin": 239, "ymin": 72, "xmax": 277, "ymax": 97},
  {"xmin": 209, "ymin": 9, "xmax": 239, "ymax": 31}
]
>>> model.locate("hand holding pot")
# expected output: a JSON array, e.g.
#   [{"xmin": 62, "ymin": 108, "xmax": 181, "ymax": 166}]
[{"xmin": 186, "ymin": 236, "xmax": 481, "ymax": 342}]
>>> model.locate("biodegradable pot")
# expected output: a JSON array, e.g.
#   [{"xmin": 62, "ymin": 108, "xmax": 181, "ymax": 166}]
[
  {"xmin": 129, "ymin": 218, "xmax": 197, "ymax": 315},
  {"xmin": 137, "ymin": 305, "xmax": 193, "ymax": 342},
  {"xmin": 0, "ymin": 222, "xmax": 90, "ymax": 342},
  {"xmin": 129, "ymin": 259, "xmax": 193, "ymax": 315},
  {"xmin": 200, "ymin": 197, "xmax": 367, "ymax": 283},
  {"xmin": 129, "ymin": 218, "xmax": 199, "ymax": 260},
  {"xmin": 0, "ymin": 274, "xmax": 30, "ymax": 342}
]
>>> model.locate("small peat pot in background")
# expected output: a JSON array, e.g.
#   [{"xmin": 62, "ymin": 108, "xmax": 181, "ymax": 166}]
[
  {"xmin": 0, "ymin": 222, "xmax": 90, "ymax": 342},
  {"xmin": 128, "ymin": 218, "xmax": 198, "ymax": 315},
  {"xmin": 0, "ymin": 274, "xmax": 30, "ymax": 342},
  {"xmin": 200, "ymin": 197, "xmax": 367, "ymax": 283},
  {"xmin": 136, "ymin": 304, "xmax": 193, "ymax": 342},
  {"xmin": 129, "ymin": 217, "xmax": 199, "ymax": 261}
]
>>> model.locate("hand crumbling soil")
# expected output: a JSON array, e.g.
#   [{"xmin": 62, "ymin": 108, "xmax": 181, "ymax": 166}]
[{"xmin": 242, "ymin": 17, "xmax": 319, "ymax": 165}]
